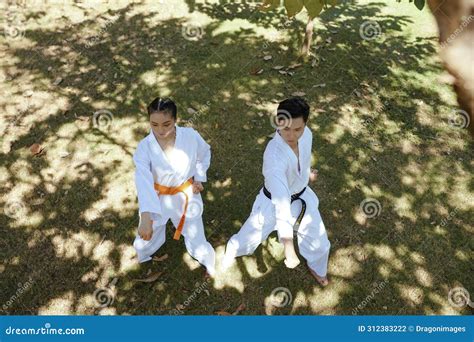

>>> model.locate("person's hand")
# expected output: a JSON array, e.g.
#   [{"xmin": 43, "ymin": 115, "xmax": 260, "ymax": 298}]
[
  {"xmin": 309, "ymin": 168, "xmax": 318, "ymax": 183},
  {"xmin": 282, "ymin": 238, "xmax": 301, "ymax": 269},
  {"xmin": 138, "ymin": 212, "xmax": 153, "ymax": 241},
  {"xmin": 192, "ymin": 181, "xmax": 204, "ymax": 194}
]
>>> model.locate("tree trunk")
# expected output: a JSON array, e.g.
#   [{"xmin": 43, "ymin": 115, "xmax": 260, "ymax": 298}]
[
  {"xmin": 301, "ymin": 17, "xmax": 314, "ymax": 56},
  {"xmin": 427, "ymin": 0, "xmax": 474, "ymax": 136}
]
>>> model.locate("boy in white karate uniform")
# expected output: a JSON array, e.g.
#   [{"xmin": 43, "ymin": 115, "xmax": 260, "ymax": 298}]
[
  {"xmin": 133, "ymin": 97, "xmax": 216, "ymax": 277},
  {"xmin": 222, "ymin": 97, "xmax": 331, "ymax": 286}
]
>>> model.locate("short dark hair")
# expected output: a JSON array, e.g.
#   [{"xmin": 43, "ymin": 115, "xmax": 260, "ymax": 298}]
[
  {"xmin": 277, "ymin": 97, "xmax": 310, "ymax": 122},
  {"xmin": 147, "ymin": 97, "xmax": 177, "ymax": 119}
]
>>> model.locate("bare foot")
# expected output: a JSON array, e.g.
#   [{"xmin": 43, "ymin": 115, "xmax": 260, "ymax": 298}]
[{"xmin": 309, "ymin": 267, "xmax": 329, "ymax": 287}]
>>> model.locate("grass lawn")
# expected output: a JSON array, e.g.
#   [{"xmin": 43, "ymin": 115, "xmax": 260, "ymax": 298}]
[{"xmin": 0, "ymin": 0, "xmax": 472, "ymax": 315}]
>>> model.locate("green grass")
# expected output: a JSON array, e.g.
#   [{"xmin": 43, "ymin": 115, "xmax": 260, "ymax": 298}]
[{"xmin": 0, "ymin": 0, "xmax": 472, "ymax": 315}]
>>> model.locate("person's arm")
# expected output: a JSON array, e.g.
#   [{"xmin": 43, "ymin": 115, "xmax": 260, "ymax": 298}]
[
  {"xmin": 263, "ymin": 150, "xmax": 293, "ymax": 240},
  {"xmin": 263, "ymin": 149, "xmax": 300, "ymax": 268},
  {"xmin": 192, "ymin": 129, "xmax": 211, "ymax": 193},
  {"xmin": 133, "ymin": 142, "xmax": 162, "ymax": 240},
  {"xmin": 194, "ymin": 129, "xmax": 211, "ymax": 183}
]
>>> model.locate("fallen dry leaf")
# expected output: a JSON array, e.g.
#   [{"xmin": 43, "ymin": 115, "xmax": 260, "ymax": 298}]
[
  {"xmin": 75, "ymin": 115, "xmax": 90, "ymax": 122},
  {"xmin": 152, "ymin": 254, "xmax": 169, "ymax": 262},
  {"xmin": 263, "ymin": 55, "xmax": 272, "ymax": 61},
  {"xmin": 29, "ymin": 143, "xmax": 44, "ymax": 156},
  {"xmin": 216, "ymin": 311, "xmax": 232, "ymax": 316},
  {"xmin": 232, "ymin": 303, "xmax": 246, "ymax": 315},
  {"xmin": 291, "ymin": 91, "xmax": 306, "ymax": 97},
  {"xmin": 250, "ymin": 67, "xmax": 264, "ymax": 75},
  {"xmin": 133, "ymin": 271, "xmax": 162, "ymax": 283},
  {"xmin": 288, "ymin": 63, "xmax": 302, "ymax": 70},
  {"xmin": 272, "ymin": 65, "xmax": 284, "ymax": 70},
  {"xmin": 53, "ymin": 77, "xmax": 63, "ymax": 86}
]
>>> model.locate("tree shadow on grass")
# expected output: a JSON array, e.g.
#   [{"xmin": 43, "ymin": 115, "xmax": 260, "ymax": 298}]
[{"xmin": 0, "ymin": 1, "xmax": 472, "ymax": 315}]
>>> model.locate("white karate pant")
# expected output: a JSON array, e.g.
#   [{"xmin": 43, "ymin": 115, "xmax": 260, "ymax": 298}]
[
  {"xmin": 224, "ymin": 187, "xmax": 330, "ymax": 276},
  {"xmin": 133, "ymin": 190, "xmax": 216, "ymax": 276}
]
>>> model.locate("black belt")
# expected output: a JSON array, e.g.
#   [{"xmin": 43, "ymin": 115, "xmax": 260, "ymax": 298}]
[{"xmin": 263, "ymin": 186, "xmax": 307, "ymax": 231}]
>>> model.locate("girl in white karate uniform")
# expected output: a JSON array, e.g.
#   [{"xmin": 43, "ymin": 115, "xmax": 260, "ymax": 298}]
[
  {"xmin": 223, "ymin": 97, "xmax": 331, "ymax": 286},
  {"xmin": 133, "ymin": 97, "xmax": 216, "ymax": 277}
]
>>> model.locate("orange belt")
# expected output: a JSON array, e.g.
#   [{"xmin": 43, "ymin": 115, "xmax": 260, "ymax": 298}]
[{"xmin": 154, "ymin": 178, "xmax": 193, "ymax": 240}]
